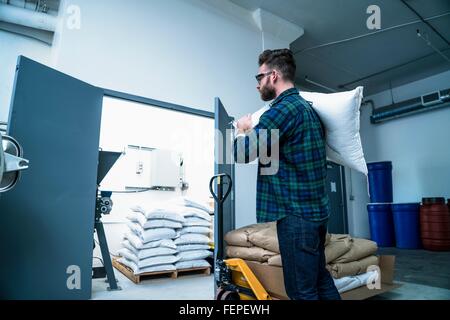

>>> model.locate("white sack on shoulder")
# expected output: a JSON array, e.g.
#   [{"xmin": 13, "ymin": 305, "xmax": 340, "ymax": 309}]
[{"xmin": 246, "ymin": 87, "xmax": 367, "ymax": 175}]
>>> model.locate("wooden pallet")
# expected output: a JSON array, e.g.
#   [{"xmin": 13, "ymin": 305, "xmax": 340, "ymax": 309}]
[{"xmin": 112, "ymin": 258, "xmax": 211, "ymax": 284}]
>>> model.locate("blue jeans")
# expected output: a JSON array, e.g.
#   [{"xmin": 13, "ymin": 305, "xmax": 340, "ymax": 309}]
[{"xmin": 277, "ymin": 215, "xmax": 341, "ymax": 300}]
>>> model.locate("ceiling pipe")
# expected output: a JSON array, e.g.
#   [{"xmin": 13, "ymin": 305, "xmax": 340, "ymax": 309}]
[
  {"xmin": 0, "ymin": 3, "xmax": 56, "ymax": 32},
  {"xmin": 370, "ymin": 88, "xmax": 450, "ymax": 123}
]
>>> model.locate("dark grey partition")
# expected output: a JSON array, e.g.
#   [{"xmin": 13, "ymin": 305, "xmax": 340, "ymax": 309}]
[
  {"xmin": 214, "ymin": 98, "xmax": 235, "ymax": 257},
  {"xmin": 326, "ymin": 161, "xmax": 348, "ymax": 234},
  {"xmin": 0, "ymin": 56, "xmax": 103, "ymax": 299}
]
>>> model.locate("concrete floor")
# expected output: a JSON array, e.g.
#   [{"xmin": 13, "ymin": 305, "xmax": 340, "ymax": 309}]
[
  {"xmin": 92, "ymin": 248, "xmax": 450, "ymax": 300},
  {"xmin": 92, "ymin": 270, "xmax": 214, "ymax": 300},
  {"xmin": 377, "ymin": 247, "xmax": 450, "ymax": 290},
  {"xmin": 369, "ymin": 281, "xmax": 450, "ymax": 300}
]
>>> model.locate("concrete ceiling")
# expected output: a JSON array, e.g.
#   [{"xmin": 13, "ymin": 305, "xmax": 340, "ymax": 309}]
[{"xmin": 229, "ymin": 0, "xmax": 450, "ymax": 96}]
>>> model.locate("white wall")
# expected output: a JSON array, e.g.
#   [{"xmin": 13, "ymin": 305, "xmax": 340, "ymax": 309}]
[
  {"xmin": 346, "ymin": 70, "xmax": 450, "ymax": 238},
  {"xmin": 49, "ymin": 0, "xmax": 294, "ymax": 230},
  {"xmin": 0, "ymin": 30, "xmax": 51, "ymax": 122},
  {"xmin": 0, "ymin": 0, "xmax": 296, "ymax": 258}
]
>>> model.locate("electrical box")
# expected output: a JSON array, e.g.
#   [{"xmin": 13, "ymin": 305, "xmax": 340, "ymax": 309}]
[
  {"xmin": 124, "ymin": 146, "xmax": 152, "ymax": 189},
  {"xmin": 150, "ymin": 149, "xmax": 180, "ymax": 189}
]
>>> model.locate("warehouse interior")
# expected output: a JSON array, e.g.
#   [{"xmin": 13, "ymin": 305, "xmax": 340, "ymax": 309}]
[{"xmin": 0, "ymin": 0, "xmax": 449, "ymax": 300}]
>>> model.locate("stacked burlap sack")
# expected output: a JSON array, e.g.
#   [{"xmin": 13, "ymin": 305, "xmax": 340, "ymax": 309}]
[
  {"xmin": 118, "ymin": 198, "xmax": 213, "ymax": 275},
  {"xmin": 224, "ymin": 222, "xmax": 378, "ymax": 279}
]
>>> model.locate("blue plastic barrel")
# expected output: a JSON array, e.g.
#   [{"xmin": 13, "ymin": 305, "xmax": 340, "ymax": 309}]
[
  {"xmin": 392, "ymin": 203, "xmax": 421, "ymax": 249},
  {"xmin": 367, "ymin": 203, "xmax": 395, "ymax": 247},
  {"xmin": 367, "ymin": 161, "xmax": 393, "ymax": 203}
]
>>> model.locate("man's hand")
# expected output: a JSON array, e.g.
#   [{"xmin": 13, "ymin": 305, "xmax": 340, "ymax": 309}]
[{"xmin": 236, "ymin": 114, "xmax": 252, "ymax": 134}]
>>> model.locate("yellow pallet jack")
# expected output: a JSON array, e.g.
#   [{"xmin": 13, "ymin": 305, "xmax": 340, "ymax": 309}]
[{"xmin": 209, "ymin": 173, "xmax": 272, "ymax": 300}]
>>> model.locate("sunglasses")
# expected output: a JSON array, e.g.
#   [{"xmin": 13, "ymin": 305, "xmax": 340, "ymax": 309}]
[{"xmin": 255, "ymin": 71, "xmax": 273, "ymax": 84}]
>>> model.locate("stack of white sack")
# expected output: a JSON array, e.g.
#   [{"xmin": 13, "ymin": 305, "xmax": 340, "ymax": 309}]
[
  {"xmin": 169, "ymin": 198, "xmax": 213, "ymax": 270},
  {"xmin": 117, "ymin": 204, "xmax": 185, "ymax": 275}
]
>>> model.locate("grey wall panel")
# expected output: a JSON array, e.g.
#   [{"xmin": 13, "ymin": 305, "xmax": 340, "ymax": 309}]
[
  {"xmin": 0, "ymin": 56, "xmax": 103, "ymax": 299},
  {"xmin": 326, "ymin": 161, "xmax": 348, "ymax": 234}
]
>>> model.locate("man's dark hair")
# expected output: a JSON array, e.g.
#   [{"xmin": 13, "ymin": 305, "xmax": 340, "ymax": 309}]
[{"xmin": 258, "ymin": 49, "xmax": 296, "ymax": 83}]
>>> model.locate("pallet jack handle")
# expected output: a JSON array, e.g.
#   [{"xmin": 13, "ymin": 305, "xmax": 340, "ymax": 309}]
[{"xmin": 209, "ymin": 173, "xmax": 232, "ymax": 261}]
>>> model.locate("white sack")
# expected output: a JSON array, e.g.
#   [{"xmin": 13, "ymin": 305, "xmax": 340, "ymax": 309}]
[
  {"xmin": 176, "ymin": 207, "xmax": 212, "ymax": 221},
  {"xmin": 121, "ymin": 240, "xmax": 177, "ymax": 260},
  {"xmin": 130, "ymin": 204, "xmax": 186, "ymax": 223},
  {"xmin": 127, "ymin": 211, "xmax": 182, "ymax": 229},
  {"xmin": 127, "ymin": 222, "xmax": 178, "ymax": 243},
  {"xmin": 176, "ymin": 244, "xmax": 211, "ymax": 252},
  {"xmin": 124, "ymin": 232, "xmax": 177, "ymax": 250},
  {"xmin": 176, "ymin": 250, "xmax": 212, "ymax": 262},
  {"xmin": 170, "ymin": 196, "xmax": 212, "ymax": 214},
  {"xmin": 175, "ymin": 259, "xmax": 211, "ymax": 269},
  {"xmin": 180, "ymin": 226, "xmax": 211, "ymax": 235},
  {"xmin": 248, "ymin": 87, "xmax": 367, "ymax": 175},
  {"xmin": 118, "ymin": 248, "xmax": 179, "ymax": 269},
  {"xmin": 174, "ymin": 233, "xmax": 210, "ymax": 245},
  {"xmin": 183, "ymin": 217, "xmax": 211, "ymax": 227},
  {"xmin": 118, "ymin": 257, "xmax": 176, "ymax": 275}
]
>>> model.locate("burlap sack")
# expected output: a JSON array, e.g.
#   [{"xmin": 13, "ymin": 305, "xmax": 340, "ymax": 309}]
[
  {"xmin": 326, "ymin": 255, "xmax": 379, "ymax": 279},
  {"xmin": 267, "ymin": 254, "xmax": 282, "ymax": 267},
  {"xmin": 226, "ymin": 245, "xmax": 277, "ymax": 262},
  {"xmin": 224, "ymin": 222, "xmax": 271, "ymax": 247},
  {"xmin": 248, "ymin": 222, "xmax": 279, "ymax": 253},
  {"xmin": 333, "ymin": 238, "xmax": 378, "ymax": 264},
  {"xmin": 325, "ymin": 234, "xmax": 353, "ymax": 263}
]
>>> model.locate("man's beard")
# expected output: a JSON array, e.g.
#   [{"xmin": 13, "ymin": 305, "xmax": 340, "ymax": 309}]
[{"xmin": 260, "ymin": 84, "xmax": 276, "ymax": 101}]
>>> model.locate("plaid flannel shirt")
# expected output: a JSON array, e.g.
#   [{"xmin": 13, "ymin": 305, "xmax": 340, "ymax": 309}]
[{"xmin": 234, "ymin": 88, "xmax": 329, "ymax": 222}]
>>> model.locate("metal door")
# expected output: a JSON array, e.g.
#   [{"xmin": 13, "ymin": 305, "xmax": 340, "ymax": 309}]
[
  {"xmin": 0, "ymin": 56, "xmax": 103, "ymax": 299},
  {"xmin": 213, "ymin": 98, "xmax": 235, "ymax": 258},
  {"xmin": 326, "ymin": 161, "xmax": 348, "ymax": 234}
]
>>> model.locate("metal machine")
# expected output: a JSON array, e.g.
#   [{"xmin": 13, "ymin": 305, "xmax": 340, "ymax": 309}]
[
  {"xmin": 209, "ymin": 173, "xmax": 271, "ymax": 300},
  {"xmin": 0, "ymin": 130, "xmax": 29, "ymax": 193},
  {"xmin": 93, "ymin": 150, "xmax": 122, "ymax": 290}
]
